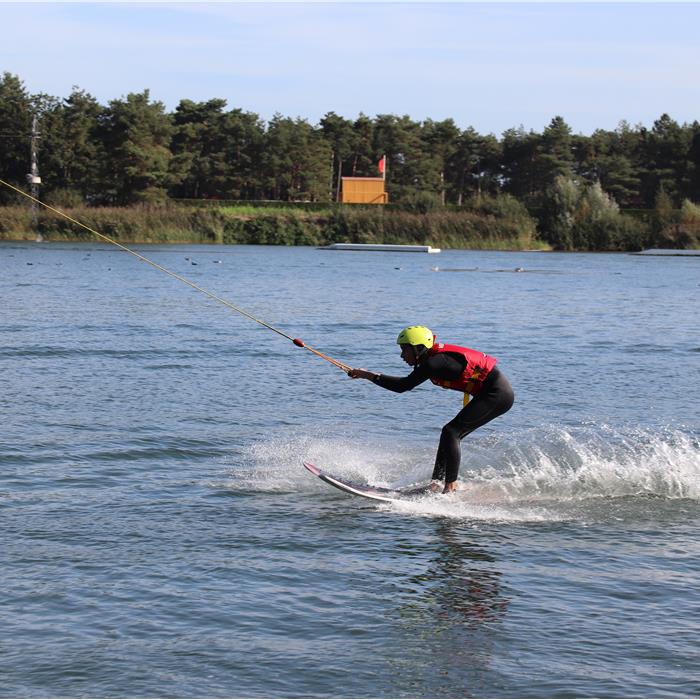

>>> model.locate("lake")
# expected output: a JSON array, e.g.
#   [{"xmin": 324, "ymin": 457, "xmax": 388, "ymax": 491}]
[{"xmin": 1, "ymin": 241, "xmax": 699, "ymax": 697}]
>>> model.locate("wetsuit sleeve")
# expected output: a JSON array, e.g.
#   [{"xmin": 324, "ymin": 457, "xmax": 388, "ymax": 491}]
[
  {"xmin": 373, "ymin": 365, "xmax": 431, "ymax": 393},
  {"xmin": 372, "ymin": 353, "xmax": 465, "ymax": 393}
]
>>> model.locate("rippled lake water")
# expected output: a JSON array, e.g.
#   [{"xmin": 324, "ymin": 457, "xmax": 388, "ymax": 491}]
[{"xmin": 1, "ymin": 241, "xmax": 699, "ymax": 698}]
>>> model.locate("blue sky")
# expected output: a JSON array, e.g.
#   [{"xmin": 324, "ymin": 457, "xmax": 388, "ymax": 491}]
[{"xmin": 2, "ymin": 2, "xmax": 699, "ymax": 135}]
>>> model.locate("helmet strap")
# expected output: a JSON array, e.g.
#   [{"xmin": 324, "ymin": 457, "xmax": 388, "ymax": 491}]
[{"xmin": 413, "ymin": 345, "xmax": 428, "ymax": 365}]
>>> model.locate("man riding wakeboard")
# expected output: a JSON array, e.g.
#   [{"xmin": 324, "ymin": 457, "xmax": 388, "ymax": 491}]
[{"xmin": 348, "ymin": 326, "xmax": 514, "ymax": 493}]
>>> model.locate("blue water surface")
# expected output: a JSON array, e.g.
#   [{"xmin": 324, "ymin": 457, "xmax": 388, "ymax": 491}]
[{"xmin": 1, "ymin": 241, "xmax": 699, "ymax": 698}]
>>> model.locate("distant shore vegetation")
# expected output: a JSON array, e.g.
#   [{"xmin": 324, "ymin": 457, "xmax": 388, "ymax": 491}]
[{"xmin": 1, "ymin": 72, "xmax": 699, "ymax": 250}]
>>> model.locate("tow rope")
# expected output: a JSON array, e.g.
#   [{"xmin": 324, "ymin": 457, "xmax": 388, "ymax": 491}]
[{"xmin": 1, "ymin": 178, "xmax": 351, "ymax": 374}]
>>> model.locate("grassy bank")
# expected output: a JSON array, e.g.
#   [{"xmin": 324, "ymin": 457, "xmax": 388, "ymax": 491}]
[{"xmin": 0, "ymin": 201, "xmax": 544, "ymax": 250}]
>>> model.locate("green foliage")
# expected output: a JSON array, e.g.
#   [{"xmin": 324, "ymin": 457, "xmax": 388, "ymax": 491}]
[
  {"xmin": 652, "ymin": 186, "xmax": 676, "ymax": 235},
  {"xmin": 96, "ymin": 91, "xmax": 175, "ymax": 205},
  {"xmin": 541, "ymin": 177, "xmax": 647, "ymax": 250},
  {"xmin": 465, "ymin": 193, "xmax": 535, "ymax": 230},
  {"xmin": 540, "ymin": 116, "xmax": 575, "ymax": 185},
  {"xmin": 420, "ymin": 118, "xmax": 461, "ymax": 204},
  {"xmin": 39, "ymin": 88, "xmax": 102, "ymax": 201},
  {"xmin": 654, "ymin": 198, "xmax": 700, "ymax": 248},
  {"xmin": 325, "ymin": 198, "xmax": 537, "ymax": 249},
  {"xmin": 398, "ymin": 190, "xmax": 442, "ymax": 214},
  {"xmin": 447, "ymin": 129, "xmax": 501, "ymax": 204},
  {"xmin": 0, "ymin": 198, "xmax": 538, "ymax": 250},
  {"xmin": 43, "ymin": 188, "xmax": 85, "ymax": 208},
  {"xmin": 643, "ymin": 114, "xmax": 692, "ymax": 205},
  {"xmin": 501, "ymin": 127, "xmax": 540, "ymax": 205},
  {"xmin": 680, "ymin": 198, "xmax": 700, "ymax": 222},
  {"xmin": 170, "ymin": 98, "xmax": 229, "ymax": 199},
  {"xmin": 689, "ymin": 125, "xmax": 700, "ymax": 203},
  {"xmin": 170, "ymin": 99, "xmax": 265, "ymax": 201},
  {"xmin": 320, "ymin": 112, "xmax": 357, "ymax": 202},
  {"xmin": 0, "ymin": 72, "xmax": 34, "ymax": 203},
  {"xmin": 679, "ymin": 199, "xmax": 700, "ymax": 247},
  {"xmin": 4, "ymin": 70, "xmax": 700, "ymax": 249},
  {"xmin": 223, "ymin": 214, "xmax": 321, "ymax": 246},
  {"xmin": 0, "ymin": 205, "xmax": 32, "ymax": 235},
  {"xmin": 262, "ymin": 115, "xmax": 332, "ymax": 202},
  {"xmin": 574, "ymin": 182, "xmax": 646, "ymax": 250}
]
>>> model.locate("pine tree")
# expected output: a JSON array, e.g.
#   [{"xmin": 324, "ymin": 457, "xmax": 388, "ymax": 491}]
[
  {"xmin": 96, "ymin": 90, "xmax": 174, "ymax": 204},
  {"xmin": 170, "ymin": 98, "xmax": 228, "ymax": 199},
  {"xmin": 39, "ymin": 88, "xmax": 102, "ymax": 203},
  {"xmin": 320, "ymin": 112, "xmax": 356, "ymax": 202},
  {"xmin": 538, "ymin": 116, "xmax": 574, "ymax": 188},
  {"xmin": 0, "ymin": 72, "xmax": 34, "ymax": 202},
  {"xmin": 421, "ymin": 118, "xmax": 460, "ymax": 204}
]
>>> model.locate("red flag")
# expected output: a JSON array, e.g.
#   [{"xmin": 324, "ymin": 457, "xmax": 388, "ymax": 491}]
[{"xmin": 378, "ymin": 155, "xmax": 385, "ymax": 175}]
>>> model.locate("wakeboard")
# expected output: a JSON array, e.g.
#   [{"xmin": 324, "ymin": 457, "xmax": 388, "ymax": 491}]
[{"xmin": 303, "ymin": 461, "xmax": 429, "ymax": 503}]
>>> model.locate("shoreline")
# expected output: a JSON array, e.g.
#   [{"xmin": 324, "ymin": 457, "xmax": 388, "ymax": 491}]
[
  {"xmin": 1, "ymin": 203, "xmax": 697, "ymax": 252},
  {"xmin": 4, "ymin": 236, "xmax": 700, "ymax": 256},
  {"xmin": 0, "ymin": 203, "xmax": 540, "ymax": 250},
  {"xmin": 0, "ymin": 233, "xmax": 547, "ymax": 251}
]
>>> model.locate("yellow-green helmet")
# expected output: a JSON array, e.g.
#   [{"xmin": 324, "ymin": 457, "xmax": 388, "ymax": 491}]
[{"xmin": 396, "ymin": 326, "xmax": 434, "ymax": 349}]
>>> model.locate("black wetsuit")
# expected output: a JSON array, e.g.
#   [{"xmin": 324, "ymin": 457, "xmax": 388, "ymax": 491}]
[{"xmin": 372, "ymin": 352, "xmax": 514, "ymax": 483}]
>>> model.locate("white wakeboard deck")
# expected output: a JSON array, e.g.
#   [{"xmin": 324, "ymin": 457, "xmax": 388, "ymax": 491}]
[{"xmin": 303, "ymin": 461, "xmax": 428, "ymax": 503}]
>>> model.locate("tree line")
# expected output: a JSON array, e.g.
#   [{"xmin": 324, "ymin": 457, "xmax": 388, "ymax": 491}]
[{"xmin": 2, "ymin": 71, "xmax": 700, "ymax": 249}]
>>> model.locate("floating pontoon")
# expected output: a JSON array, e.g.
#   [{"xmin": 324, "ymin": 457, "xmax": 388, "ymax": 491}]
[{"xmin": 320, "ymin": 243, "xmax": 441, "ymax": 253}]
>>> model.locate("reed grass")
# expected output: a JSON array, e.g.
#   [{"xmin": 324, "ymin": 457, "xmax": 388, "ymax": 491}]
[{"xmin": 0, "ymin": 201, "xmax": 629, "ymax": 251}]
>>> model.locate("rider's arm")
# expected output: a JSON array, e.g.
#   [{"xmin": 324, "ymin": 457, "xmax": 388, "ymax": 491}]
[
  {"xmin": 349, "ymin": 353, "xmax": 465, "ymax": 393},
  {"xmin": 371, "ymin": 365, "xmax": 431, "ymax": 393}
]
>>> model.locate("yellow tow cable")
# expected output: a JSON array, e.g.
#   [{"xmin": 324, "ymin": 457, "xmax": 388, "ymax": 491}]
[{"xmin": 0, "ymin": 179, "xmax": 352, "ymax": 374}]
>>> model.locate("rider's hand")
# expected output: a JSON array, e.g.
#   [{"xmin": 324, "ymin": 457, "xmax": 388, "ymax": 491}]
[{"xmin": 348, "ymin": 368, "xmax": 374, "ymax": 380}]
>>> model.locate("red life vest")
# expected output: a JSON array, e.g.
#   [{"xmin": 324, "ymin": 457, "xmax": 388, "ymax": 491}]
[{"xmin": 427, "ymin": 342, "xmax": 497, "ymax": 396}]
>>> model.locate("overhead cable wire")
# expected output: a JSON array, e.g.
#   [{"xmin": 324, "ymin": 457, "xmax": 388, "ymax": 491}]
[{"xmin": 0, "ymin": 178, "xmax": 352, "ymax": 374}]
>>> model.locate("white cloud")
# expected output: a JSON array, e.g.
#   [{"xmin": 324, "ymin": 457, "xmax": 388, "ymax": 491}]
[{"xmin": 1, "ymin": 2, "xmax": 698, "ymax": 134}]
